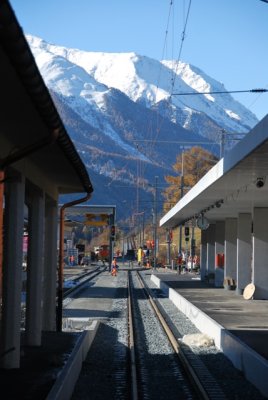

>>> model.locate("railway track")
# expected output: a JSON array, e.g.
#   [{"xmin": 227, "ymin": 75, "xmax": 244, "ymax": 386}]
[
  {"xmin": 21, "ymin": 264, "xmax": 107, "ymax": 330},
  {"xmin": 71, "ymin": 267, "xmax": 265, "ymax": 399},
  {"xmin": 63, "ymin": 264, "xmax": 107, "ymax": 298},
  {"xmin": 128, "ymin": 270, "xmax": 227, "ymax": 400}
]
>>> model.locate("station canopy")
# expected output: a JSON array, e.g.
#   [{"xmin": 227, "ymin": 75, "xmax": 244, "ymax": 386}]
[{"xmin": 160, "ymin": 115, "xmax": 268, "ymax": 229}]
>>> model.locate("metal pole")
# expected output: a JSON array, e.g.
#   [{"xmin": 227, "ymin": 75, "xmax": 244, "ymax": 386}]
[
  {"xmin": 220, "ymin": 129, "xmax": 225, "ymax": 158},
  {"xmin": 142, "ymin": 212, "xmax": 145, "ymax": 246},
  {"xmin": 109, "ymin": 212, "xmax": 115, "ymax": 272},
  {"xmin": 0, "ymin": 170, "xmax": 4, "ymax": 302},
  {"xmin": 153, "ymin": 176, "xmax": 158, "ymax": 269},
  {"xmin": 190, "ymin": 222, "xmax": 195, "ymax": 271},
  {"xmin": 166, "ymin": 229, "xmax": 171, "ymax": 266},
  {"xmin": 178, "ymin": 152, "xmax": 184, "ymax": 256}
]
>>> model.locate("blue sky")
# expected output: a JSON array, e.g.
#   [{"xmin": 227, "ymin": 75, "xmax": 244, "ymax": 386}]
[{"xmin": 10, "ymin": 0, "xmax": 268, "ymax": 121}]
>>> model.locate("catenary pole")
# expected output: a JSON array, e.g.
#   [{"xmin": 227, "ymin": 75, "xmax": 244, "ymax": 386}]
[
  {"xmin": 179, "ymin": 152, "xmax": 184, "ymax": 256},
  {"xmin": 153, "ymin": 176, "xmax": 158, "ymax": 269}
]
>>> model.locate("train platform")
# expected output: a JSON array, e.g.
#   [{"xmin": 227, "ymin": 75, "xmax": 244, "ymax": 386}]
[
  {"xmin": 2, "ymin": 266, "xmax": 268, "ymax": 398},
  {"xmin": 0, "ymin": 330, "xmax": 95, "ymax": 400},
  {"xmin": 0, "ymin": 268, "xmax": 119, "ymax": 400},
  {"xmin": 151, "ymin": 269, "xmax": 268, "ymax": 397}
]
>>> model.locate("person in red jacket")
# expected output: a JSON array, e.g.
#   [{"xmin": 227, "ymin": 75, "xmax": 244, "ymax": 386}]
[{"xmin": 111, "ymin": 257, "xmax": 118, "ymax": 276}]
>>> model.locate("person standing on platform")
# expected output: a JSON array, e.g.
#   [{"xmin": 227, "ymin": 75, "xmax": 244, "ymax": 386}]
[
  {"xmin": 111, "ymin": 257, "xmax": 118, "ymax": 276},
  {"xmin": 177, "ymin": 254, "xmax": 182, "ymax": 274},
  {"xmin": 137, "ymin": 247, "xmax": 143, "ymax": 267},
  {"xmin": 70, "ymin": 255, "xmax": 74, "ymax": 266}
]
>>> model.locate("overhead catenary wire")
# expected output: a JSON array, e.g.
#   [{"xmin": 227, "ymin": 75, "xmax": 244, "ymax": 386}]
[
  {"xmin": 245, "ymin": 83, "xmax": 268, "ymax": 112},
  {"xmin": 133, "ymin": 140, "xmax": 214, "ymax": 145},
  {"xmin": 170, "ymin": 0, "xmax": 192, "ymax": 93},
  {"xmin": 161, "ymin": 0, "xmax": 174, "ymax": 62},
  {"xmin": 172, "ymin": 88, "xmax": 268, "ymax": 96},
  {"xmin": 126, "ymin": 1, "xmax": 194, "ymax": 214},
  {"xmin": 113, "ymin": 2, "xmax": 200, "ymax": 225},
  {"xmin": 142, "ymin": 0, "xmax": 193, "ymax": 178},
  {"xmin": 141, "ymin": 0, "xmax": 175, "ymax": 174},
  {"xmin": 126, "ymin": 2, "xmax": 175, "ymax": 194},
  {"xmin": 129, "ymin": 0, "xmax": 180, "ymax": 224}
]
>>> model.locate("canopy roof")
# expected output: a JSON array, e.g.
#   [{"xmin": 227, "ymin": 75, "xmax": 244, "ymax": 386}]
[{"xmin": 160, "ymin": 115, "xmax": 268, "ymax": 228}]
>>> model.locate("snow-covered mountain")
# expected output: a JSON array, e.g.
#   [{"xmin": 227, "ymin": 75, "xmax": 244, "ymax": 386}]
[
  {"xmin": 25, "ymin": 35, "xmax": 259, "ymax": 216},
  {"xmin": 27, "ymin": 35, "xmax": 258, "ymax": 137}
]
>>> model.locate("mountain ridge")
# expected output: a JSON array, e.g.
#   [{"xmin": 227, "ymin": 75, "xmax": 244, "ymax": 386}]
[{"xmin": 25, "ymin": 34, "xmax": 259, "ymax": 218}]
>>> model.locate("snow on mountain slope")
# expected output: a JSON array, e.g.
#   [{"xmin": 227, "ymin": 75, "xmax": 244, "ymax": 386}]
[
  {"xmin": 23, "ymin": 35, "xmax": 263, "ymax": 219},
  {"xmin": 27, "ymin": 35, "xmax": 149, "ymax": 161},
  {"xmin": 26, "ymin": 35, "xmax": 258, "ymax": 135},
  {"xmin": 162, "ymin": 60, "xmax": 256, "ymax": 130}
]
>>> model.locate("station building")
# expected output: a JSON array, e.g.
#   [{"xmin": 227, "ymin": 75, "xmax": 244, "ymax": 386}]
[
  {"xmin": 0, "ymin": 1, "xmax": 93, "ymax": 369},
  {"xmin": 160, "ymin": 114, "xmax": 268, "ymax": 300}
]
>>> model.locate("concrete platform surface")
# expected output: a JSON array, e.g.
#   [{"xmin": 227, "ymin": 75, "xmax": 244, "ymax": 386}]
[
  {"xmin": 2, "ymin": 266, "xmax": 268, "ymax": 399},
  {"xmin": 0, "ymin": 269, "xmax": 118, "ymax": 400},
  {"xmin": 0, "ymin": 331, "xmax": 81, "ymax": 399},
  {"xmin": 153, "ymin": 271, "xmax": 268, "ymax": 359},
  {"xmin": 151, "ymin": 270, "xmax": 268, "ymax": 397}
]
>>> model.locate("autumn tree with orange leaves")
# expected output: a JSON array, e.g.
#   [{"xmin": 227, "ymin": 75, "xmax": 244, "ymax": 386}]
[{"xmin": 163, "ymin": 146, "xmax": 218, "ymax": 212}]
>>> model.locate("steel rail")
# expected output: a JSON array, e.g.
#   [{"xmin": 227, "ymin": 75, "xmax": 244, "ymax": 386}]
[
  {"xmin": 63, "ymin": 266, "xmax": 106, "ymax": 298},
  {"xmin": 64, "ymin": 266, "xmax": 100, "ymax": 284},
  {"xmin": 136, "ymin": 271, "xmax": 212, "ymax": 400},
  {"xmin": 127, "ymin": 271, "xmax": 139, "ymax": 400}
]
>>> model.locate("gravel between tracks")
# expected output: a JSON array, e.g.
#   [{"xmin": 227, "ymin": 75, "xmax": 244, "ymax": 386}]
[
  {"xmin": 70, "ymin": 268, "xmax": 266, "ymax": 399},
  {"xmin": 131, "ymin": 271, "xmax": 197, "ymax": 400}
]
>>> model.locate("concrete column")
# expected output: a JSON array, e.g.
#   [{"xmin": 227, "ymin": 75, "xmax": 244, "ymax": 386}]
[
  {"xmin": 215, "ymin": 221, "xmax": 225, "ymax": 287},
  {"xmin": 252, "ymin": 208, "xmax": 268, "ymax": 299},
  {"xmin": 1, "ymin": 174, "xmax": 25, "ymax": 368},
  {"xmin": 200, "ymin": 229, "xmax": 207, "ymax": 281},
  {"xmin": 207, "ymin": 224, "xmax": 216, "ymax": 274},
  {"xmin": 25, "ymin": 186, "xmax": 45, "ymax": 346},
  {"xmin": 237, "ymin": 213, "xmax": 252, "ymax": 295},
  {"xmin": 43, "ymin": 197, "xmax": 58, "ymax": 331},
  {"xmin": 224, "ymin": 218, "xmax": 237, "ymax": 281}
]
